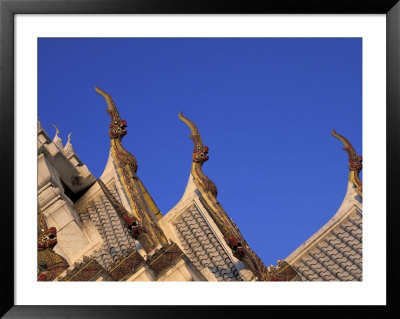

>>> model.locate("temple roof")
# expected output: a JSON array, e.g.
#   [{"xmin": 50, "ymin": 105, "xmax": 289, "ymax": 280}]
[
  {"xmin": 76, "ymin": 180, "xmax": 137, "ymax": 271},
  {"xmin": 284, "ymin": 131, "xmax": 363, "ymax": 281},
  {"xmin": 174, "ymin": 203, "xmax": 241, "ymax": 281}
]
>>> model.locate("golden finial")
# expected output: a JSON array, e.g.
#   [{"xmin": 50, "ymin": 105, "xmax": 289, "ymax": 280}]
[
  {"xmin": 179, "ymin": 112, "xmax": 209, "ymax": 164},
  {"xmin": 332, "ymin": 129, "xmax": 362, "ymax": 196},
  {"xmin": 95, "ymin": 86, "xmax": 127, "ymax": 140}
]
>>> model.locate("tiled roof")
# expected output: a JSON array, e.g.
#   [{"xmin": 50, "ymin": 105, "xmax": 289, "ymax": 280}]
[
  {"xmin": 78, "ymin": 182, "xmax": 136, "ymax": 271},
  {"xmin": 174, "ymin": 203, "xmax": 241, "ymax": 281},
  {"xmin": 290, "ymin": 207, "xmax": 362, "ymax": 281}
]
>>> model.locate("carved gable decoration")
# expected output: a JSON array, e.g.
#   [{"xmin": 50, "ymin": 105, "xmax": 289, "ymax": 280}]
[{"xmin": 147, "ymin": 242, "xmax": 184, "ymax": 278}]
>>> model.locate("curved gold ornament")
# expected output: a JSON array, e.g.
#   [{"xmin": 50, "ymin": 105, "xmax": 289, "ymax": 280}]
[
  {"xmin": 179, "ymin": 112, "xmax": 217, "ymax": 196},
  {"xmin": 332, "ymin": 129, "xmax": 362, "ymax": 197}
]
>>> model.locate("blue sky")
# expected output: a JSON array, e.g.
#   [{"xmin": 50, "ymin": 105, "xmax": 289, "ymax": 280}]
[{"xmin": 38, "ymin": 38, "xmax": 362, "ymax": 267}]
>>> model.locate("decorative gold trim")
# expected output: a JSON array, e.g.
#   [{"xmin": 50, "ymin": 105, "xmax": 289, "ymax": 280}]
[
  {"xmin": 147, "ymin": 242, "xmax": 184, "ymax": 278},
  {"xmin": 108, "ymin": 248, "xmax": 145, "ymax": 281},
  {"xmin": 59, "ymin": 258, "xmax": 106, "ymax": 281},
  {"xmin": 266, "ymin": 260, "xmax": 302, "ymax": 281},
  {"xmin": 138, "ymin": 179, "xmax": 163, "ymax": 220}
]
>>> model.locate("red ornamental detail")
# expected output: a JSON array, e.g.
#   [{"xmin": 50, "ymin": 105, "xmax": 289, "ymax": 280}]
[
  {"xmin": 38, "ymin": 227, "xmax": 58, "ymax": 249},
  {"xmin": 348, "ymin": 152, "xmax": 363, "ymax": 171},
  {"xmin": 123, "ymin": 215, "xmax": 146, "ymax": 240},
  {"xmin": 38, "ymin": 273, "xmax": 48, "ymax": 281},
  {"xmin": 108, "ymin": 116, "xmax": 128, "ymax": 139},
  {"xmin": 192, "ymin": 145, "xmax": 209, "ymax": 163},
  {"xmin": 228, "ymin": 235, "xmax": 245, "ymax": 259},
  {"xmin": 98, "ymin": 178, "xmax": 146, "ymax": 241},
  {"xmin": 37, "ymin": 212, "xmax": 69, "ymax": 281}
]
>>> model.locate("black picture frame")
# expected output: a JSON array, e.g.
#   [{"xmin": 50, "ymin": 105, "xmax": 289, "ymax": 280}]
[{"xmin": 1, "ymin": 1, "xmax": 398, "ymax": 318}]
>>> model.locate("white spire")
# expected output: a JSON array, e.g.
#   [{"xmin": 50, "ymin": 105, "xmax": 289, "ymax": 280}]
[
  {"xmin": 51, "ymin": 124, "xmax": 64, "ymax": 153},
  {"xmin": 64, "ymin": 132, "xmax": 75, "ymax": 157}
]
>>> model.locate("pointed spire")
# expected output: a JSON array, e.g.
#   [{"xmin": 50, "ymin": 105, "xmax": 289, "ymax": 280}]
[
  {"xmin": 63, "ymin": 132, "xmax": 75, "ymax": 157},
  {"xmin": 51, "ymin": 124, "xmax": 64, "ymax": 153},
  {"xmin": 332, "ymin": 129, "xmax": 362, "ymax": 196},
  {"xmin": 51, "ymin": 124, "xmax": 60, "ymax": 135}
]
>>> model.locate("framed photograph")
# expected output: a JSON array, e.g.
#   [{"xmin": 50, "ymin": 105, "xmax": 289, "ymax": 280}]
[{"xmin": 1, "ymin": 0, "xmax": 398, "ymax": 317}]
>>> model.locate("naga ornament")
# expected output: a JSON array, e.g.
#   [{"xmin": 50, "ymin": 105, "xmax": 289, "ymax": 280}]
[
  {"xmin": 179, "ymin": 112, "xmax": 217, "ymax": 197},
  {"xmin": 109, "ymin": 111, "xmax": 128, "ymax": 140},
  {"xmin": 179, "ymin": 112, "xmax": 210, "ymax": 164},
  {"xmin": 95, "ymin": 85, "xmax": 137, "ymax": 171},
  {"xmin": 332, "ymin": 129, "xmax": 362, "ymax": 196},
  {"xmin": 95, "ymin": 86, "xmax": 128, "ymax": 140}
]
